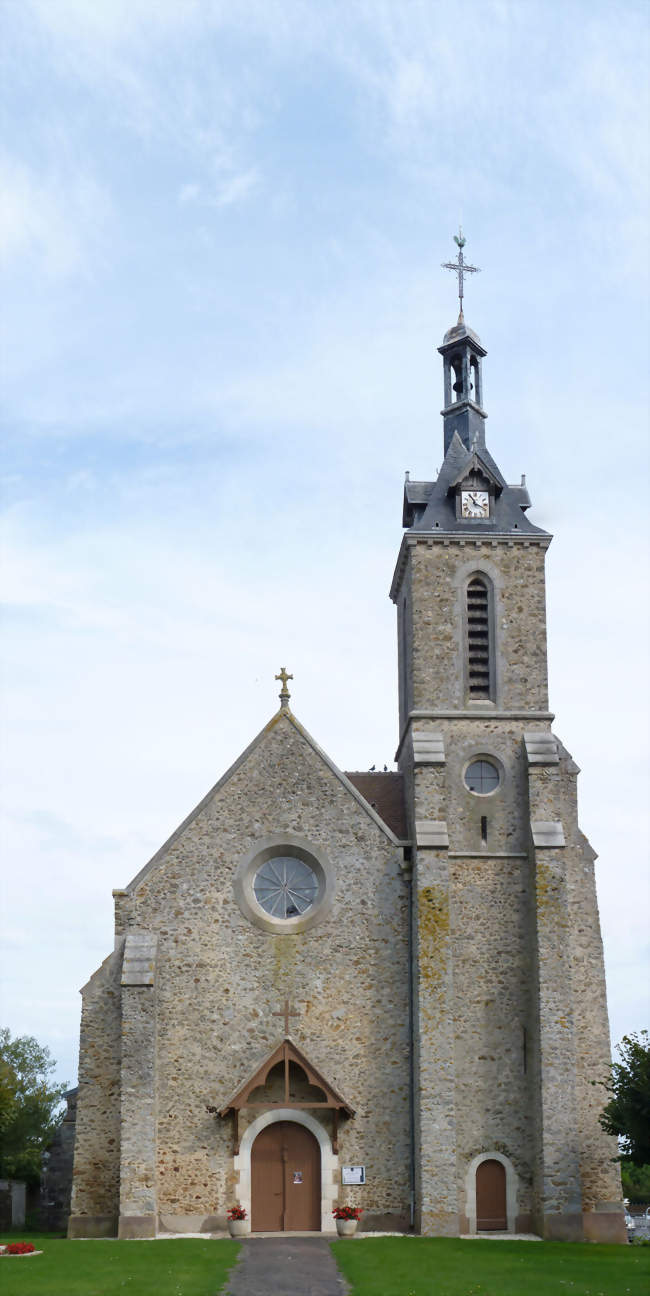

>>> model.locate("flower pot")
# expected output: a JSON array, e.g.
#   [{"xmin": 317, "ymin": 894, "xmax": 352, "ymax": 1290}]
[
  {"xmin": 228, "ymin": 1218, "xmax": 249, "ymax": 1237},
  {"xmin": 335, "ymin": 1218, "xmax": 358, "ymax": 1237}
]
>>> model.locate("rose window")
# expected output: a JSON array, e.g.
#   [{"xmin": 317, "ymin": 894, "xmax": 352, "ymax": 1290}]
[{"xmin": 253, "ymin": 856, "xmax": 319, "ymax": 919}]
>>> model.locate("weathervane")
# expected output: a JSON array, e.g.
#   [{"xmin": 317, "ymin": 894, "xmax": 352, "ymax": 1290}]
[{"xmin": 442, "ymin": 228, "xmax": 480, "ymax": 318}]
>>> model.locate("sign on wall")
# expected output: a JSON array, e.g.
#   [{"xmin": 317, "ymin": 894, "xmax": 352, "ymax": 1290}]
[{"xmin": 341, "ymin": 1165, "xmax": 366, "ymax": 1185}]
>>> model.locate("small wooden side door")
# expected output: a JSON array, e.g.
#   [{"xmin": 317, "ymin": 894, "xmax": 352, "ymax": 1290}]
[{"xmin": 476, "ymin": 1158, "xmax": 507, "ymax": 1230}]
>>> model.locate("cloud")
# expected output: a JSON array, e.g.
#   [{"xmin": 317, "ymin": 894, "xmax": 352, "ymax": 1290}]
[
  {"xmin": 178, "ymin": 182, "xmax": 201, "ymax": 205},
  {"xmin": 20, "ymin": 0, "xmax": 647, "ymax": 280},
  {"xmin": 213, "ymin": 167, "xmax": 260, "ymax": 207},
  {"xmin": 0, "ymin": 155, "xmax": 112, "ymax": 277},
  {"xmin": 178, "ymin": 167, "xmax": 260, "ymax": 209},
  {"xmin": 28, "ymin": 0, "xmax": 202, "ymax": 48}
]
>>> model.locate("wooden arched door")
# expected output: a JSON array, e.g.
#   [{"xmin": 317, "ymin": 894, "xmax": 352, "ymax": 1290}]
[
  {"xmin": 251, "ymin": 1122, "xmax": 321, "ymax": 1232},
  {"xmin": 476, "ymin": 1158, "xmax": 507, "ymax": 1230}
]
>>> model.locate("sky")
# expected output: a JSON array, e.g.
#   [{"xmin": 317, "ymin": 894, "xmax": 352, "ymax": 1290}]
[{"xmin": 1, "ymin": 0, "xmax": 648, "ymax": 1092}]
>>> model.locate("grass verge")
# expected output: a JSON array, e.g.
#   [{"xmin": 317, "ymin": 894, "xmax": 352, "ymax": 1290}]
[
  {"xmin": 0, "ymin": 1234, "xmax": 239, "ymax": 1296},
  {"xmin": 331, "ymin": 1236, "xmax": 650, "ymax": 1296}
]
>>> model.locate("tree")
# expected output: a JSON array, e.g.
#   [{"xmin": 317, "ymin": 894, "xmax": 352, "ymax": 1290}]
[
  {"xmin": 599, "ymin": 1031, "xmax": 650, "ymax": 1167},
  {"xmin": 0, "ymin": 1029, "xmax": 67, "ymax": 1187},
  {"xmin": 620, "ymin": 1159, "xmax": 650, "ymax": 1203}
]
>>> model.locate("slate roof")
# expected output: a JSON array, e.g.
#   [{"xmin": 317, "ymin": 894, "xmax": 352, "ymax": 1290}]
[
  {"xmin": 345, "ymin": 771, "xmax": 407, "ymax": 840},
  {"xmin": 403, "ymin": 430, "xmax": 546, "ymax": 536},
  {"xmin": 440, "ymin": 316, "xmax": 485, "ymax": 351}
]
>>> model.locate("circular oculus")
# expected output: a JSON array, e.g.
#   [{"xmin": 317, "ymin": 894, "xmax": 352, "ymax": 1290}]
[
  {"xmin": 253, "ymin": 855, "xmax": 319, "ymax": 919},
  {"xmin": 464, "ymin": 758, "xmax": 500, "ymax": 795}
]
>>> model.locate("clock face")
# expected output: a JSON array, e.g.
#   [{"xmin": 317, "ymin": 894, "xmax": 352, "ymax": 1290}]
[{"xmin": 461, "ymin": 489, "xmax": 489, "ymax": 519}]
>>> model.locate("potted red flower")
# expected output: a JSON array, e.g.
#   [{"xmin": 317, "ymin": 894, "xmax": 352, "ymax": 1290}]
[
  {"xmin": 332, "ymin": 1204, "xmax": 362, "ymax": 1237},
  {"xmin": 227, "ymin": 1204, "xmax": 249, "ymax": 1237},
  {"xmin": 2, "ymin": 1242, "xmax": 37, "ymax": 1256}
]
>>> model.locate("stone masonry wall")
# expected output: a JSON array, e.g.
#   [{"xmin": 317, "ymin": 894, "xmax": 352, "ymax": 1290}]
[
  {"xmin": 68, "ymin": 947, "xmax": 123, "ymax": 1236},
  {"xmin": 394, "ymin": 527, "xmax": 621, "ymax": 1241},
  {"xmin": 405, "ymin": 539, "xmax": 549, "ymax": 714},
  {"xmin": 40, "ymin": 1089, "xmax": 77, "ymax": 1231},
  {"xmin": 111, "ymin": 712, "xmax": 411, "ymax": 1232},
  {"xmin": 407, "ymin": 721, "xmax": 540, "ymax": 1233},
  {"xmin": 450, "ymin": 850, "xmax": 535, "ymax": 1226},
  {"xmin": 529, "ymin": 742, "xmax": 624, "ymax": 1241}
]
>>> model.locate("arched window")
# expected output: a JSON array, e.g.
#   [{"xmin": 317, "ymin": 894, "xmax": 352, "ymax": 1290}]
[
  {"xmin": 466, "ymin": 575, "xmax": 494, "ymax": 700},
  {"xmin": 450, "ymin": 358, "xmax": 463, "ymax": 402},
  {"xmin": 470, "ymin": 354, "xmax": 482, "ymax": 405}
]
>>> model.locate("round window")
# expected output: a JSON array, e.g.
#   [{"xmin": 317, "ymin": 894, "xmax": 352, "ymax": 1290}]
[
  {"xmin": 233, "ymin": 833, "xmax": 335, "ymax": 934},
  {"xmin": 464, "ymin": 759, "xmax": 500, "ymax": 795},
  {"xmin": 253, "ymin": 855, "xmax": 319, "ymax": 919}
]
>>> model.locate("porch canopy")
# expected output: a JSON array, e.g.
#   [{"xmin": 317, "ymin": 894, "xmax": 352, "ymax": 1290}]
[{"xmin": 215, "ymin": 1037, "xmax": 354, "ymax": 1153}]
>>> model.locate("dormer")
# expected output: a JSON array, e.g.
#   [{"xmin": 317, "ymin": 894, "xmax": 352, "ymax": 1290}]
[{"xmin": 448, "ymin": 450, "xmax": 503, "ymax": 523}]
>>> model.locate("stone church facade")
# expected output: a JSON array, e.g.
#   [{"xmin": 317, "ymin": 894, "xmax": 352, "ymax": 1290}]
[{"xmin": 68, "ymin": 252, "xmax": 625, "ymax": 1242}]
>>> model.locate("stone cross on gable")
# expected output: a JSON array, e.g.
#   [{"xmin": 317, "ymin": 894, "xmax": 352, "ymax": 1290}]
[
  {"xmin": 275, "ymin": 667, "xmax": 293, "ymax": 708},
  {"xmin": 442, "ymin": 228, "xmax": 480, "ymax": 316},
  {"xmin": 273, "ymin": 999, "xmax": 299, "ymax": 1035}
]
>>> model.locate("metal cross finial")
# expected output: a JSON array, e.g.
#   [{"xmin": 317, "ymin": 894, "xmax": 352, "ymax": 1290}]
[
  {"xmin": 275, "ymin": 666, "xmax": 293, "ymax": 707},
  {"xmin": 273, "ymin": 998, "xmax": 299, "ymax": 1035},
  {"xmin": 442, "ymin": 227, "xmax": 480, "ymax": 317}
]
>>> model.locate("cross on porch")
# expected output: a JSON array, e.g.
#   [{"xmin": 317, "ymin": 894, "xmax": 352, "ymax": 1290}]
[{"xmin": 273, "ymin": 998, "xmax": 299, "ymax": 1035}]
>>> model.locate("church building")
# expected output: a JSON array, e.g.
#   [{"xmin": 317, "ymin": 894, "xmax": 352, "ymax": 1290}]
[{"xmin": 68, "ymin": 239, "xmax": 625, "ymax": 1243}]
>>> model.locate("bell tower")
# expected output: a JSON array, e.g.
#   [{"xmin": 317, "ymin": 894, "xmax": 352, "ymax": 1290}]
[
  {"xmin": 440, "ymin": 233, "xmax": 486, "ymax": 453},
  {"xmin": 390, "ymin": 235, "xmax": 625, "ymax": 1243}
]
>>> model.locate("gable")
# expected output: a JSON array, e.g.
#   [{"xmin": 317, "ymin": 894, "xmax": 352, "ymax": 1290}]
[
  {"xmin": 121, "ymin": 708, "xmax": 405, "ymax": 896},
  {"xmin": 448, "ymin": 449, "xmax": 503, "ymax": 494},
  {"xmin": 217, "ymin": 1036, "xmax": 354, "ymax": 1116}
]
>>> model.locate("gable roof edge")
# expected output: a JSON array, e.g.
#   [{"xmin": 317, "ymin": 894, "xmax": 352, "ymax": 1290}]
[
  {"xmin": 218, "ymin": 1035, "xmax": 355, "ymax": 1116},
  {"xmin": 121, "ymin": 707, "xmax": 403, "ymax": 894},
  {"xmin": 283, "ymin": 710, "xmax": 403, "ymax": 845},
  {"xmin": 122, "ymin": 710, "xmax": 293, "ymax": 893}
]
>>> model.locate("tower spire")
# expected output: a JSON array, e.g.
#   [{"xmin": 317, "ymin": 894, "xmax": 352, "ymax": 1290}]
[
  {"xmin": 441, "ymin": 228, "xmax": 480, "ymax": 320},
  {"xmin": 438, "ymin": 233, "xmax": 487, "ymax": 455}
]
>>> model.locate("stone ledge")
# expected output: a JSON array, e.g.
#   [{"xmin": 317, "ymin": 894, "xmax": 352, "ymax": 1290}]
[
  {"xmin": 524, "ymin": 732, "xmax": 559, "ymax": 765},
  {"xmin": 68, "ymin": 1214, "xmax": 117, "ymax": 1238},
  {"xmin": 121, "ymin": 930, "xmax": 157, "ymax": 986},
  {"xmin": 531, "ymin": 821, "xmax": 565, "ymax": 848},
  {"xmin": 415, "ymin": 820, "xmax": 449, "ymax": 848},
  {"xmin": 118, "ymin": 1213, "xmax": 156, "ymax": 1239},
  {"xmin": 412, "ymin": 730, "xmax": 445, "ymax": 764}
]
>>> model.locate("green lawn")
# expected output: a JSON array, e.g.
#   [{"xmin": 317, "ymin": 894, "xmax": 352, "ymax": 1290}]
[
  {"xmin": 3, "ymin": 1233, "xmax": 648, "ymax": 1296},
  {"xmin": 0, "ymin": 1235, "xmax": 240, "ymax": 1296},
  {"xmin": 331, "ymin": 1236, "xmax": 650, "ymax": 1296}
]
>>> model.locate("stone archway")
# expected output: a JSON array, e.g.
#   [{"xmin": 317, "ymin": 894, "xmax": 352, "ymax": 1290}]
[
  {"xmin": 250, "ymin": 1120, "xmax": 320, "ymax": 1231},
  {"xmin": 476, "ymin": 1158, "xmax": 506, "ymax": 1229},
  {"xmin": 464, "ymin": 1151, "xmax": 518, "ymax": 1234},
  {"xmin": 234, "ymin": 1108, "xmax": 338, "ymax": 1233}
]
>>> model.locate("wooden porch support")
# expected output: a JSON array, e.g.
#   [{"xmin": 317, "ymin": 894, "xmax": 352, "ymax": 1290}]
[{"xmin": 214, "ymin": 1035, "xmax": 354, "ymax": 1159}]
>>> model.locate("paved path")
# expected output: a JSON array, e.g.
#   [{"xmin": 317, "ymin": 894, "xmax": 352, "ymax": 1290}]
[{"xmin": 224, "ymin": 1237, "xmax": 348, "ymax": 1296}]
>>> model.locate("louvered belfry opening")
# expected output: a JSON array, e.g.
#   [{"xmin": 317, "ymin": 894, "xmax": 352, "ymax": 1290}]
[{"xmin": 467, "ymin": 577, "xmax": 491, "ymax": 698}]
